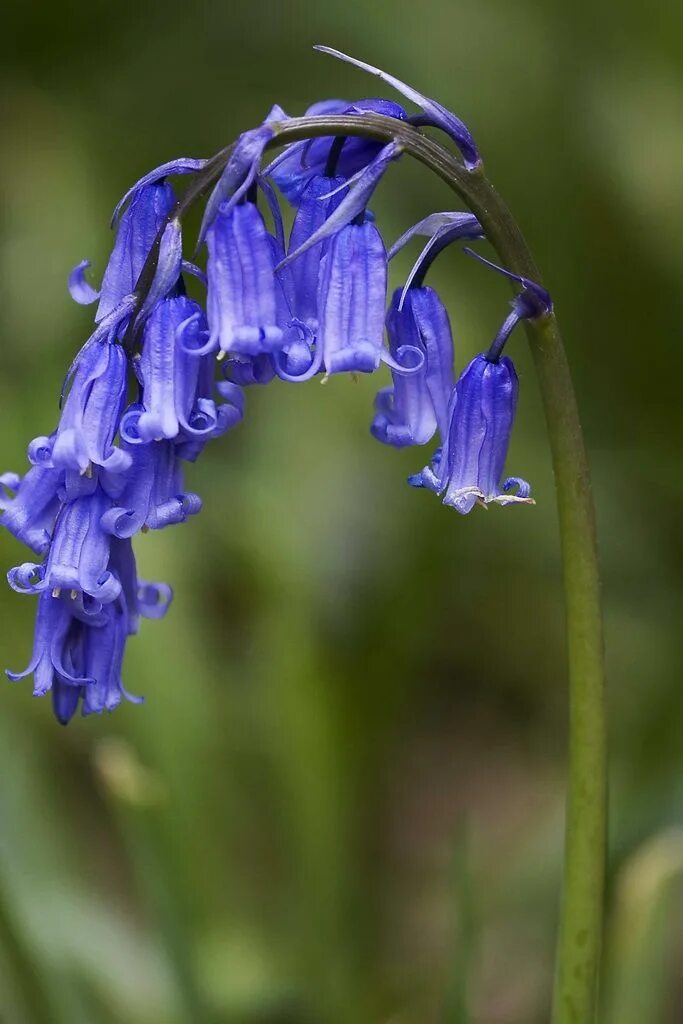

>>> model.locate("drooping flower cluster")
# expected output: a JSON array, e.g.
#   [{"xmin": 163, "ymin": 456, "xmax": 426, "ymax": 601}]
[
  {"xmin": 2, "ymin": 180, "xmax": 242, "ymax": 723},
  {"xmin": 1, "ymin": 47, "xmax": 551, "ymax": 723}
]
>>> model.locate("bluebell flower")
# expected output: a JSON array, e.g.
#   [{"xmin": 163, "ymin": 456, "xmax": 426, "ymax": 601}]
[
  {"xmin": 0, "ymin": 465, "xmax": 61, "ymax": 555},
  {"xmin": 96, "ymin": 182, "xmax": 176, "ymax": 322},
  {"xmin": 278, "ymin": 143, "xmax": 401, "ymax": 271},
  {"xmin": 371, "ymin": 286, "xmax": 454, "ymax": 447},
  {"xmin": 176, "ymin": 358, "xmax": 244, "ymax": 461},
  {"xmin": 6, "ymin": 592, "xmax": 93, "ymax": 708},
  {"xmin": 273, "ymin": 144, "xmax": 403, "ymax": 382},
  {"xmin": 122, "ymin": 295, "xmax": 243, "ymax": 456},
  {"xmin": 410, "ymin": 354, "xmax": 533, "ymax": 513},
  {"xmin": 206, "ymin": 201, "xmax": 288, "ymax": 357},
  {"xmin": 9, "ymin": 487, "xmax": 121, "ymax": 602},
  {"xmin": 404, "ymin": 249, "xmax": 550, "ymax": 511},
  {"xmin": 266, "ymin": 97, "xmax": 407, "ymax": 203},
  {"xmin": 100, "ymin": 439, "xmax": 201, "ymax": 538},
  {"xmin": 80, "ymin": 600, "xmax": 143, "ymax": 717},
  {"xmin": 7, "ymin": 547, "xmax": 171, "ymax": 722},
  {"xmin": 285, "ymin": 174, "xmax": 346, "ymax": 331},
  {"xmin": 133, "ymin": 295, "xmax": 207, "ymax": 442},
  {"xmin": 52, "ymin": 340, "xmax": 131, "ymax": 475},
  {"xmin": 315, "ymin": 214, "xmax": 388, "ymax": 375}
]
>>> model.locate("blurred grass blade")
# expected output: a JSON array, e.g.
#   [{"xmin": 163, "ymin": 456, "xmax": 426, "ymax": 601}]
[
  {"xmin": 94, "ymin": 737, "xmax": 212, "ymax": 1024},
  {"xmin": 0, "ymin": 879, "xmax": 62, "ymax": 1024},
  {"xmin": 443, "ymin": 823, "xmax": 476, "ymax": 1024},
  {"xmin": 603, "ymin": 828, "xmax": 683, "ymax": 1024}
]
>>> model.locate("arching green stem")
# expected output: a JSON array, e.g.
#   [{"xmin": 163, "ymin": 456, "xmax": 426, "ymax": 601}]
[{"xmin": 130, "ymin": 111, "xmax": 607, "ymax": 1024}]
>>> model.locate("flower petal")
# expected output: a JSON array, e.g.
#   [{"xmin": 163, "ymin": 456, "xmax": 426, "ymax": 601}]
[{"xmin": 68, "ymin": 260, "xmax": 101, "ymax": 305}]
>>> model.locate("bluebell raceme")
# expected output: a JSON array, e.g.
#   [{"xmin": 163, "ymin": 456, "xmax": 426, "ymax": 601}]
[{"xmin": 1, "ymin": 48, "xmax": 550, "ymax": 722}]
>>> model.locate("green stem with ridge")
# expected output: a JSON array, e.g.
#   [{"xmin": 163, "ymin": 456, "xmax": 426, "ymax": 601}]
[
  {"xmin": 269, "ymin": 116, "xmax": 608, "ymax": 1024},
  {"xmin": 131, "ymin": 111, "xmax": 607, "ymax": 1024}
]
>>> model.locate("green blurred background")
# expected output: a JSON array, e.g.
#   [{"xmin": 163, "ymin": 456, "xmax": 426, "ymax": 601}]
[{"xmin": 1, "ymin": 1, "xmax": 682, "ymax": 1021}]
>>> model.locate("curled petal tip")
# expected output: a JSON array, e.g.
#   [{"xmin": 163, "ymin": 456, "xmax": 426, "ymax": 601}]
[
  {"xmin": 497, "ymin": 477, "xmax": 535, "ymax": 505},
  {"xmin": 379, "ymin": 344, "xmax": 425, "ymax": 377},
  {"xmin": 68, "ymin": 260, "xmax": 101, "ymax": 305}
]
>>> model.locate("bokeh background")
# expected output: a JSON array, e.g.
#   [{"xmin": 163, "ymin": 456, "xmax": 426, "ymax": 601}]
[{"xmin": 1, "ymin": 1, "xmax": 682, "ymax": 1021}]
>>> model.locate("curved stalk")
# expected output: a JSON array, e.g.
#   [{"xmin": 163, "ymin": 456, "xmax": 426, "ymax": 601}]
[{"xmin": 130, "ymin": 111, "xmax": 607, "ymax": 1024}]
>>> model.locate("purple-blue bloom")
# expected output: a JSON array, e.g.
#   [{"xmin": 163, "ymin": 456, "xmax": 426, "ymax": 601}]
[
  {"xmin": 52, "ymin": 339, "xmax": 131, "ymax": 475},
  {"xmin": 0, "ymin": 465, "xmax": 61, "ymax": 555},
  {"xmin": 97, "ymin": 182, "xmax": 176, "ymax": 322},
  {"xmin": 80, "ymin": 600, "xmax": 143, "ymax": 717},
  {"xmin": 6, "ymin": 545, "xmax": 171, "ymax": 722},
  {"xmin": 6, "ymin": 592, "xmax": 95, "ymax": 701},
  {"xmin": 410, "ymin": 353, "xmax": 533, "ymax": 513},
  {"xmin": 284, "ymin": 173, "xmax": 346, "ymax": 331},
  {"xmin": 371, "ymin": 286, "xmax": 454, "ymax": 447},
  {"xmin": 266, "ymin": 97, "xmax": 407, "ymax": 203},
  {"xmin": 9, "ymin": 488, "xmax": 121, "ymax": 602},
  {"xmin": 4, "ymin": 51, "xmax": 546, "ymax": 722},
  {"xmin": 316, "ymin": 215, "xmax": 388, "ymax": 375},
  {"xmin": 206, "ymin": 201, "xmax": 288, "ymax": 357},
  {"xmin": 101, "ymin": 439, "xmax": 201, "ymax": 538},
  {"xmin": 278, "ymin": 143, "xmax": 401, "ymax": 272},
  {"xmin": 134, "ymin": 295, "xmax": 206, "ymax": 442}
]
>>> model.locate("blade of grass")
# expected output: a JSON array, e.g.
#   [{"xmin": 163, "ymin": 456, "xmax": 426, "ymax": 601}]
[
  {"xmin": 0, "ymin": 879, "xmax": 61, "ymax": 1024},
  {"xmin": 603, "ymin": 829, "xmax": 683, "ymax": 1024},
  {"xmin": 443, "ymin": 823, "xmax": 476, "ymax": 1024},
  {"xmin": 94, "ymin": 737, "xmax": 212, "ymax": 1024}
]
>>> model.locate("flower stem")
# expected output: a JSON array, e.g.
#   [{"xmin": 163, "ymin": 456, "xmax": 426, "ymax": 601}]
[
  {"xmin": 268, "ymin": 117, "xmax": 610, "ymax": 1015},
  {"xmin": 441, "ymin": 179, "xmax": 607, "ymax": 1024},
  {"xmin": 265, "ymin": 116, "xmax": 607, "ymax": 1024},
  {"xmin": 131, "ymin": 111, "xmax": 607, "ymax": 1023}
]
